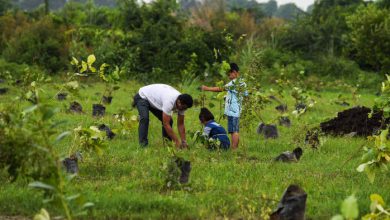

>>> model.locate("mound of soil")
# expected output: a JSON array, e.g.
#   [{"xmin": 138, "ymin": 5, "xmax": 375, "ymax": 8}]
[{"xmin": 320, "ymin": 106, "xmax": 386, "ymax": 136}]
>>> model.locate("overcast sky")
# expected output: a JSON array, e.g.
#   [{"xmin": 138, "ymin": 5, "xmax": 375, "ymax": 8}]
[
  {"xmin": 142, "ymin": 0, "xmax": 316, "ymax": 12},
  {"xmin": 256, "ymin": 0, "xmax": 315, "ymax": 11}
]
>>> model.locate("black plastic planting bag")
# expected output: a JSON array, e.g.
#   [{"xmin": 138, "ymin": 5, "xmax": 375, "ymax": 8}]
[{"xmin": 270, "ymin": 184, "xmax": 307, "ymax": 220}]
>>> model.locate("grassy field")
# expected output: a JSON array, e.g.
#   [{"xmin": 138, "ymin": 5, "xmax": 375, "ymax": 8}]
[{"xmin": 0, "ymin": 80, "xmax": 389, "ymax": 219}]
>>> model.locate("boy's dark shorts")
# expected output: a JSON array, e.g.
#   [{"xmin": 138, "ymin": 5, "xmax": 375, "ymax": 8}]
[{"xmin": 227, "ymin": 116, "xmax": 239, "ymax": 133}]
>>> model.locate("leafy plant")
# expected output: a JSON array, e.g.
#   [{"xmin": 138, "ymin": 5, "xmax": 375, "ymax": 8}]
[
  {"xmin": 190, "ymin": 130, "xmax": 222, "ymax": 150},
  {"xmin": 98, "ymin": 64, "xmax": 121, "ymax": 100},
  {"xmin": 373, "ymin": 74, "xmax": 390, "ymax": 118},
  {"xmin": 331, "ymin": 194, "xmax": 359, "ymax": 220},
  {"xmin": 357, "ymin": 129, "xmax": 390, "ymax": 183},
  {"xmin": 332, "ymin": 194, "xmax": 390, "ymax": 220},
  {"xmin": 0, "ymin": 103, "xmax": 93, "ymax": 219},
  {"xmin": 68, "ymin": 126, "xmax": 108, "ymax": 158}
]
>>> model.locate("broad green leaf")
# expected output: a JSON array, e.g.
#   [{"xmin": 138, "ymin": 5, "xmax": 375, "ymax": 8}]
[
  {"xmin": 87, "ymin": 54, "xmax": 96, "ymax": 66},
  {"xmin": 356, "ymin": 163, "xmax": 367, "ymax": 172},
  {"xmin": 66, "ymin": 194, "xmax": 81, "ymax": 201},
  {"xmin": 33, "ymin": 208, "xmax": 50, "ymax": 220},
  {"xmin": 371, "ymin": 194, "xmax": 385, "ymax": 206},
  {"xmin": 99, "ymin": 63, "xmax": 109, "ymax": 73},
  {"xmin": 29, "ymin": 181, "xmax": 55, "ymax": 191},
  {"xmin": 80, "ymin": 61, "xmax": 88, "ymax": 73},
  {"xmin": 341, "ymin": 195, "xmax": 359, "ymax": 219},
  {"xmin": 330, "ymin": 215, "xmax": 344, "ymax": 220},
  {"xmin": 367, "ymin": 169, "xmax": 376, "ymax": 183},
  {"xmin": 71, "ymin": 57, "xmax": 79, "ymax": 66},
  {"xmin": 89, "ymin": 66, "xmax": 96, "ymax": 73},
  {"xmin": 56, "ymin": 131, "xmax": 71, "ymax": 142},
  {"xmin": 82, "ymin": 202, "xmax": 94, "ymax": 208},
  {"xmin": 362, "ymin": 213, "xmax": 377, "ymax": 220},
  {"xmin": 42, "ymin": 108, "xmax": 59, "ymax": 121},
  {"xmin": 377, "ymin": 204, "xmax": 390, "ymax": 215},
  {"xmin": 23, "ymin": 105, "xmax": 38, "ymax": 114}
]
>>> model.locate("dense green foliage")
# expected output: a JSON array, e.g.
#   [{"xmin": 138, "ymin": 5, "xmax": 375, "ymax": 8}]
[
  {"xmin": 0, "ymin": 0, "xmax": 387, "ymax": 81},
  {"xmin": 0, "ymin": 0, "xmax": 390, "ymax": 218}
]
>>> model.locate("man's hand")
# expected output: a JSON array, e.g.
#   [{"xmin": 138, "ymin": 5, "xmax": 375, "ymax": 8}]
[{"xmin": 181, "ymin": 140, "xmax": 188, "ymax": 149}]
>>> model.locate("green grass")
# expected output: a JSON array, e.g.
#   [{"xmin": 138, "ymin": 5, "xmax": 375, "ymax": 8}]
[{"xmin": 0, "ymin": 80, "xmax": 389, "ymax": 219}]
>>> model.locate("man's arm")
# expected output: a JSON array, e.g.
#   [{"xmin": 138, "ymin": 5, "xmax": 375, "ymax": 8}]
[
  {"xmin": 201, "ymin": 85, "xmax": 223, "ymax": 92},
  {"xmin": 177, "ymin": 114, "xmax": 187, "ymax": 147},
  {"xmin": 162, "ymin": 113, "xmax": 181, "ymax": 147}
]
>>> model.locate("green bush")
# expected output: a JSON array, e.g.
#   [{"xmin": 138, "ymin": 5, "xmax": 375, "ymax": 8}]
[
  {"xmin": 2, "ymin": 16, "xmax": 69, "ymax": 73},
  {"xmin": 0, "ymin": 59, "xmax": 43, "ymax": 80}
]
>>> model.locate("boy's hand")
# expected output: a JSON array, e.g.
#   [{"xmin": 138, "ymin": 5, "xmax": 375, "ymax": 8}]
[{"xmin": 200, "ymin": 85, "xmax": 207, "ymax": 91}]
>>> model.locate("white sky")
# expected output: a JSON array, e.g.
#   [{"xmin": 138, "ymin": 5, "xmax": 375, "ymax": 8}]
[
  {"xmin": 141, "ymin": 0, "xmax": 316, "ymax": 12},
  {"xmin": 256, "ymin": 0, "xmax": 315, "ymax": 11}
]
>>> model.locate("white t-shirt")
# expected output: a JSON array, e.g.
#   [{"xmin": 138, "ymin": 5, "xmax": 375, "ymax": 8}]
[{"xmin": 139, "ymin": 84, "xmax": 185, "ymax": 116}]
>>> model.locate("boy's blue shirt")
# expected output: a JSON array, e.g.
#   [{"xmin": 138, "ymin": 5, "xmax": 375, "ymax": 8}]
[
  {"xmin": 203, "ymin": 120, "xmax": 230, "ymax": 148},
  {"xmin": 224, "ymin": 77, "xmax": 248, "ymax": 117}
]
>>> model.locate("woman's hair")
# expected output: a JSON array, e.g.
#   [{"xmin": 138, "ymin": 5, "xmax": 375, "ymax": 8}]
[{"xmin": 199, "ymin": 107, "xmax": 214, "ymax": 122}]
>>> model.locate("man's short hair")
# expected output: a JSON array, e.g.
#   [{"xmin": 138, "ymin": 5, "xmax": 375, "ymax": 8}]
[
  {"xmin": 229, "ymin": 63, "xmax": 239, "ymax": 72},
  {"xmin": 199, "ymin": 107, "xmax": 214, "ymax": 122},
  {"xmin": 178, "ymin": 94, "xmax": 193, "ymax": 108}
]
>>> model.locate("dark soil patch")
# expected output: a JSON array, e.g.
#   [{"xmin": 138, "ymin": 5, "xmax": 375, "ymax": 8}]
[
  {"xmin": 0, "ymin": 88, "xmax": 8, "ymax": 95},
  {"xmin": 320, "ymin": 106, "xmax": 386, "ymax": 136},
  {"xmin": 102, "ymin": 96, "xmax": 113, "ymax": 104},
  {"xmin": 69, "ymin": 101, "xmax": 83, "ymax": 113},
  {"xmin": 57, "ymin": 92, "xmax": 68, "ymax": 101},
  {"xmin": 257, "ymin": 123, "xmax": 279, "ymax": 139},
  {"xmin": 98, "ymin": 124, "xmax": 116, "ymax": 139},
  {"xmin": 92, "ymin": 104, "xmax": 105, "ymax": 117},
  {"xmin": 305, "ymin": 129, "xmax": 320, "ymax": 149}
]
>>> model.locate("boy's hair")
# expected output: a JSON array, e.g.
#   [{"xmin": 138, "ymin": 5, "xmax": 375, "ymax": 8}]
[
  {"xmin": 178, "ymin": 94, "xmax": 193, "ymax": 108},
  {"xmin": 229, "ymin": 63, "xmax": 239, "ymax": 72},
  {"xmin": 199, "ymin": 107, "xmax": 214, "ymax": 122}
]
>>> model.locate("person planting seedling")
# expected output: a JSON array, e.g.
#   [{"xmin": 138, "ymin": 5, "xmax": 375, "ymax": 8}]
[
  {"xmin": 201, "ymin": 63, "xmax": 247, "ymax": 149},
  {"xmin": 199, "ymin": 107, "xmax": 230, "ymax": 150},
  {"xmin": 133, "ymin": 84, "xmax": 193, "ymax": 148}
]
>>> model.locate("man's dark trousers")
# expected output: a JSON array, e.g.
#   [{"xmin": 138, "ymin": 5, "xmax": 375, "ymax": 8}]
[{"xmin": 133, "ymin": 93, "xmax": 173, "ymax": 146}]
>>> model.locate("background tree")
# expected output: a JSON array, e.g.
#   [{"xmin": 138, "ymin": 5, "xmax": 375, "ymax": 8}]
[{"xmin": 344, "ymin": 4, "xmax": 390, "ymax": 72}]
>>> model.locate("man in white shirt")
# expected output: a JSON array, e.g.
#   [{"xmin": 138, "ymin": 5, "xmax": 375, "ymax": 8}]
[{"xmin": 133, "ymin": 84, "xmax": 193, "ymax": 148}]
